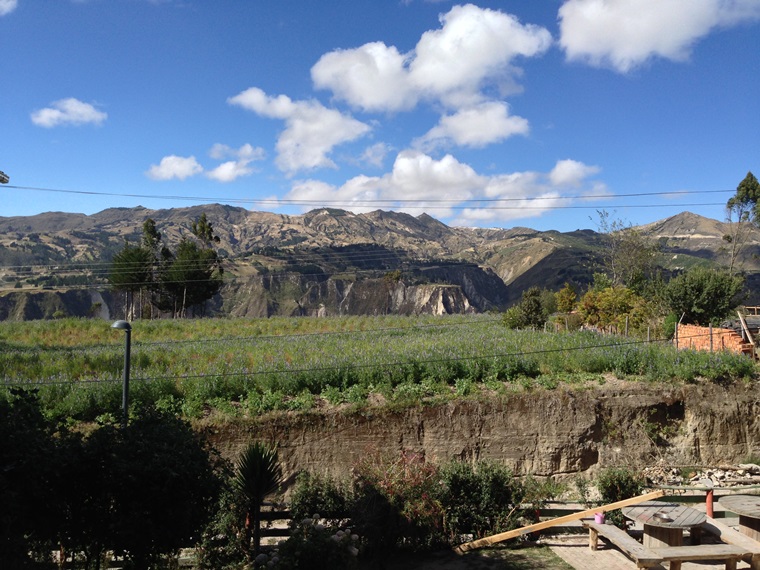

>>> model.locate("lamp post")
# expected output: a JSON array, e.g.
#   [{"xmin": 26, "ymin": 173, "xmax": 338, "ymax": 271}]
[{"xmin": 111, "ymin": 320, "xmax": 132, "ymax": 428}]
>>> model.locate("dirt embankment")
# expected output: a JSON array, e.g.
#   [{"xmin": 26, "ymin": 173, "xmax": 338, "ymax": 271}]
[{"xmin": 202, "ymin": 381, "xmax": 760, "ymax": 485}]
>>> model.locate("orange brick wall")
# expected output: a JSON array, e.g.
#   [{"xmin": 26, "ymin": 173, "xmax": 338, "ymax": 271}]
[{"xmin": 675, "ymin": 324, "xmax": 748, "ymax": 354}]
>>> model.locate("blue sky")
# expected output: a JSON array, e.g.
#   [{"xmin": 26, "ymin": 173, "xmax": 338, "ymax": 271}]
[{"xmin": 1, "ymin": 0, "xmax": 759, "ymax": 232}]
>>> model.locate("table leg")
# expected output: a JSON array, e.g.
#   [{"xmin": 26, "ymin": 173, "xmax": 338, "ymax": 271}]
[
  {"xmin": 689, "ymin": 526, "xmax": 701, "ymax": 545},
  {"xmin": 643, "ymin": 524, "xmax": 683, "ymax": 548},
  {"xmin": 589, "ymin": 527, "xmax": 599, "ymax": 551},
  {"xmin": 739, "ymin": 515, "xmax": 760, "ymax": 542}
]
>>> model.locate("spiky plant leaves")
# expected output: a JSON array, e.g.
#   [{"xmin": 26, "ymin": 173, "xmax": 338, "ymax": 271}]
[{"xmin": 234, "ymin": 442, "xmax": 283, "ymax": 556}]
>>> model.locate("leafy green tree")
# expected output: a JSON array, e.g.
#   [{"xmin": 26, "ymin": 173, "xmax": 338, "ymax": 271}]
[
  {"xmin": 55, "ymin": 409, "xmax": 220, "ymax": 569},
  {"xmin": 727, "ymin": 171, "xmax": 760, "ymax": 222},
  {"xmin": 109, "ymin": 410, "xmax": 220, "ymax": 568},
  {"xmin": 594, "ymin": 210, "xmax": 660, "ymax": 292},
  {"xmin": 141, "ymin": 218, "xmax": 162, "ymax": 252},
  {"xmin": 0, "ymin": 389, "xmax": 58, "ymax": 566},
  {"xmin": 158, "ymin": 238, "xmax": 223, "ymax": 317},
  {"xmin": 108, "ymin": 242, "xmax": 153, "ymax": 319},
  {"xmin": 555, "ymin": 282, "xmax": 577, "ymax": 313},
  {"xmin": 663, "ymin": 266, "xmax": 745, "ymax": 325},
  {"xmin": 234, "ymin": 442, "xmax": 283, "ymax": 557},
  {"xmin": 724, "ymin": 172, "xmax": 760, "ymax": 275},
  {"xmin": 502, "ymin": 287, "xmax": 551, "ymax": 329},
  {"xmin": 578, "ymin": 286, "xmax": 646, "ymax": 333},
  {"xmin": 191, "ymin": 213, "xmax": 221, "ymax": 248}
]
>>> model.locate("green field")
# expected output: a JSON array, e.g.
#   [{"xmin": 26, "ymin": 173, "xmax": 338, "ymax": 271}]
[{"xmin": 0, "ymin": 315, "xmax": 756, "ymax": 423}]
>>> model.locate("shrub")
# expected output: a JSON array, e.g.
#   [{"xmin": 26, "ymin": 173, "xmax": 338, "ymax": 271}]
[
  {"xmin": 596, "ymin": 467, "xmax": 644, "ymax": 527},
  {"xmin": 289, "ymin": 472, "xmax": 352, "ymax": 525},
  {"xmin": 438, "ymin": 461, "xmax": 523, "ymax": 542},
  {"xmin": 270, "ymin": 516, "xmax": 359, "ymax": 570},
  {"xmin": 351, "ymin": 451, "xmax": 446, "ymax": 559}
]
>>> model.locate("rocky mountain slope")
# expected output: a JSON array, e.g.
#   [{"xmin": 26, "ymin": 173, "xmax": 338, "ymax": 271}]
[{"xmin": 0, "ymin": 205, "xmax": 758, "ymax": 320}]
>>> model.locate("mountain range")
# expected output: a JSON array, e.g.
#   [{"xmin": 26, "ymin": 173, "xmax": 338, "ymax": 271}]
[{"xmin": 0, "ymin": 205, "xmax": 757, "ymax": 320}]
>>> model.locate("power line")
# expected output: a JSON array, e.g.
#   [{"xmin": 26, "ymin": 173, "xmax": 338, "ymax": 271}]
[{"xmin": 2, "ymin": 184, "xmax": 734, "ymax": 210}]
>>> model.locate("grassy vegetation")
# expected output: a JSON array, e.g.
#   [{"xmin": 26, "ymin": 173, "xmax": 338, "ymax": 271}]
[{"xmin": 0, "ymin": 315, "xmax": 756, "ymax": 423}]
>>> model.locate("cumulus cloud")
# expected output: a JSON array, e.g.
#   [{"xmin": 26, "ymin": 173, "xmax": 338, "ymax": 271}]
[
  {"xmin": 311, "ymin": 43, "xmax": 417, "ymax": 113},
  {"xmin": 549, "ymin": 159, "xmax": 601, "ymax": 187},
  {"xmin": 31, "ymin": 98, "xmax": 107, "ymax": 128},
  {"xmin": 414, "ymin": 101, "xmax": 529, "ymax": 150},
  {"xmin": 0, "ymin": 0, "xmax": 17, "ymax": 16},
  {"xmin": 145, "ymin": 155, "xmax": 203, "ymax": 181},
  {"xmin": 206, "ymin": 161, "xmax": 254, "ymax": 183},
  {"xmin": 206, "ymin": 143, "xmax": 265, "ymax": 182},
  {"xmin": 228, "ymin": 87, "xmax": 371, "ymax": 174},
  {"xmin": 286, "ymin": 151, "xmax": 604, "ymax": 225},
  {"xmin": 359, "ymin": 143, "xmax": 393, "ymax": 168},
  {"xmin": 312, "ymin": 4, "xmax": 552, "ymax": 111},
  {"xmin": 209, "ymin": 142, "xmax": 265, "ymax": 162},
  {"xmin": 559, "ymin": 0, "xmax": 760, "ymax": 72}
]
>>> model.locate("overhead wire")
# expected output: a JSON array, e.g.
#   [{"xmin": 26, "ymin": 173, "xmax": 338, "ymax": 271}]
[{"xmin": 2, "ymin": 183, "xmax": 734, "ymax": 210}]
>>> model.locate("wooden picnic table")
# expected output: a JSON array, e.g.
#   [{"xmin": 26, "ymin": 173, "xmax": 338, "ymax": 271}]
[
  {"xmin": 719, "ymin": 495, "xmax": 760, "ymax": 542},
  {"xmin": 623, "ymin": 501, "xmax": 706, "ymax": 548}
]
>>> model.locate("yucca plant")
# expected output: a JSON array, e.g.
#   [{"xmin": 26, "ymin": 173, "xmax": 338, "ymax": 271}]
[{"xmin": 234, "ymin": 442, "xmax": 283, "ymax": 557}]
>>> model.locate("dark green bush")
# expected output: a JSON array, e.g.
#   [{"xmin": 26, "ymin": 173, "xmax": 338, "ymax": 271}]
[
  {"xmin": 438, "ymin": 461, "xmax": 523, "ymax": 541},
  {"xmin": 289, "ymin": 472, "xmax": 352, "ymax": 524},
  {"xmin": 274, "ymin": 517, "xmax": 359, "ymax": 570},
  {"xmin": 596, "ymin": 467, "xmax": 644, "ymax": 527}
]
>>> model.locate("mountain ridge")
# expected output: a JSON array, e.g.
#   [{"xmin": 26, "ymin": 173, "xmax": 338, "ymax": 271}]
[{"xmin": 0, "ymin": 206, "xmax": 758, "ymax": 320}]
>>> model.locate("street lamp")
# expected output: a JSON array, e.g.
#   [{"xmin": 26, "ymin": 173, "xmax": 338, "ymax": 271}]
[
  {"xmin": 112, "ymin": 320, "xmax": 132, "ymax": 428},
  {"xmin": 0, "ymin": 171, "xmax": 9, "ymax": 184}
]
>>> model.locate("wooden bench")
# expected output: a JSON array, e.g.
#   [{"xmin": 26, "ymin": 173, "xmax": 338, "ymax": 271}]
[
  {"xmin": 701, "ymin": 516, "xmax": 760, "ymax": 570},
  {"xmin": 583, "ymin": 521, "xmax": 662, "ymax": 568},
  {"xmin": 649, "ymin": 544, "xmax": 748, "ymax": 570}
]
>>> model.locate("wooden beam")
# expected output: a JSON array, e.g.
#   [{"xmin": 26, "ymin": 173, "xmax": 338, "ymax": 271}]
[
  {"xmin": 453, "ymin": 489, "xmax": 666, "ymax": 554},
  {"xmin": 738, "ymin": 311, "xmax": 756, "ymax": 346}
]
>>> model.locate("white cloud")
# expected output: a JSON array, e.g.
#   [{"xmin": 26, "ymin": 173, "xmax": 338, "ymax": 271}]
[
  {"xmin": 311, "ymin": 43, "xmax": 417, "ymax": 113},
  {"xmin": 286, "ymin": 151, "xmax": 604, "ymax": 225},
  {"xmin": 206, "ymin": 143, "xmax": 265, "ymax": 182},
  {"xmin": 30, "ymin": 98, "xmax": 107, "ymax": 128},
  {"xmin": 209, "ymin": 142, "xmax": 265, "ymax": 162},
  {"xmin": 409, "ymin": 4, "xmax": 553, "ymax": 106},
  {"xmin": 0, "ymin": 0, "xmax": 16, "ymax": 16},
  {"xmin": 414, "ymin": 101, "xmax": 529, "ymax": 150},
  {"xmin": 559, "ymin": 0, "xmax": 760, "ymax": 72},
  {"xmin": 549, "ymin": 159, "xmax": 601, "ymax": 187},
  {"xmin": 228, "ymin": 87, "xmax": 371, "ymax": 174},
  {"xmin": 145, "ymin": 155, "xmax": 203, "ymax": 181},
  {"xmin": 359, "ymin": 143, "xmax": 393, "ymax": 168},
  {"xmin": 206, "ymin": 160, "xmax": 254, "ymax": 183},
  {"xmin": 312, "ymin": 4, "xmax": 552, "ymax": 111}
]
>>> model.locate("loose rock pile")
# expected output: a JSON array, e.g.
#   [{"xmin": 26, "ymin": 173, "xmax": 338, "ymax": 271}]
[{"xmin": 644, "ymin": 464, "xmax": 760, "ymax": 488}]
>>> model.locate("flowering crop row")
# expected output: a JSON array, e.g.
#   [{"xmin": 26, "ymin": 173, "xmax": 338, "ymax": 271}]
[{"xmin": 0, "ymin": 315, "xmax": 755, "ymax": 421}]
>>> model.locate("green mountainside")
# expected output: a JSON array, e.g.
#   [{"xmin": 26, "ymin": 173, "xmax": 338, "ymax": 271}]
[{"xmin": 0, "ymin": 205, "xmax": 758, "ymax": 320}]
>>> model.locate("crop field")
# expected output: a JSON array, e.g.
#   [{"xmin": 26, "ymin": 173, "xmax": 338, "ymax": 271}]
[{"xmin": 0, "ymin": 315, "xmax": 756, "ymax": 422}]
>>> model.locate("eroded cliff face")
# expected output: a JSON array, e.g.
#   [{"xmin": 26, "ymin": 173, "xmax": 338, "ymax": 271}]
[{"xmin": 203, "ymin": 382, "xmax": 760, "ymax": 486}]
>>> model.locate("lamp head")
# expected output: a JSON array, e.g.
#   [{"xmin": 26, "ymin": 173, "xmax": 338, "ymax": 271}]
[{"xmin": 111, "ymin": 320, "xmax": 132, "ymax": 331}]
